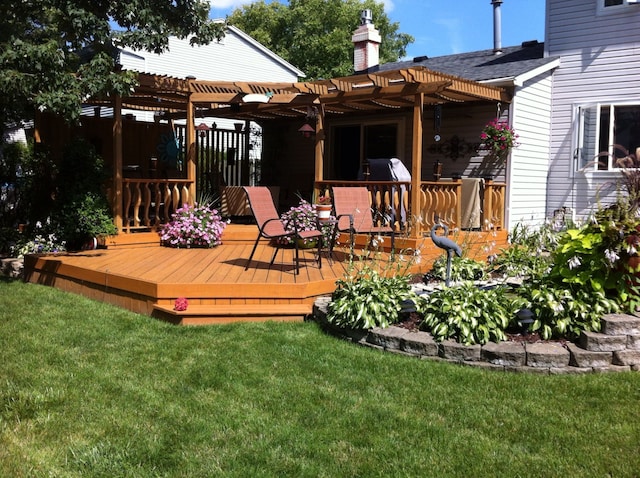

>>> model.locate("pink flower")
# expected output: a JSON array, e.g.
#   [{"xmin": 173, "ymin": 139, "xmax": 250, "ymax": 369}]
[{"xmin": 174, "ymin": 297, "xmax": 188, "ymax": 311}]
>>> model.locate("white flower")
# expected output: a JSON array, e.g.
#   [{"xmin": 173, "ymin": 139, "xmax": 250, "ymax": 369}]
[
  {"xmin": 604, "ymin": 248, "xmax": 620, "ymax": 266},
  {"xmin": 568, "ymin": 256, "xmax": 582, "ymax": 270}
]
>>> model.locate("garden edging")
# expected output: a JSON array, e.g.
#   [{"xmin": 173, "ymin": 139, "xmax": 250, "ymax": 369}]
[{"xmin": 312, "ymin": 297, "xmax": 640, "ymax": 374}]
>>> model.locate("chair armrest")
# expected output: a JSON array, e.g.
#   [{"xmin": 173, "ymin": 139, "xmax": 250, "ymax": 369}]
[{"xmin": 335, "ymin": 213, "xmax": 354, "ymax": 231}]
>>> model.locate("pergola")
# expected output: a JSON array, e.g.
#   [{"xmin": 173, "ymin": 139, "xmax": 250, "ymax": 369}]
[{"xmin": 93, "ymin": 66, "xmax": 510, "ymax": 230}]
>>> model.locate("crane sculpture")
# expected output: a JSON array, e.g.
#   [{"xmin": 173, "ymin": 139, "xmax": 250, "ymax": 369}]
[{"xmin": 430, "ymin": 223, "xmax": 462, "ymax": 286}]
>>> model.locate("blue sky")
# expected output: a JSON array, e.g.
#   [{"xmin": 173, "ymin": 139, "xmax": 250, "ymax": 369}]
[{"xmin": 209, "ymin": 0, "xmax": 546, "ymax": 59}]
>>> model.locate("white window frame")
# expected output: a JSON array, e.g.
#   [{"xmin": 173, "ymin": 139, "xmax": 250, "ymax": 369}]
[
  {"xmin": 598, "ymin": 0, "xmax": 640, "ymax": 15},
  {"xmin": 575, "ymin": 101, "xmax": 640, "ymax": 172}
]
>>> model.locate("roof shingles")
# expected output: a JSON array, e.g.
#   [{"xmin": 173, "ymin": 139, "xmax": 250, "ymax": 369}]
[{"xmin": 378, "ymin": 42, "xmax": 558, "ymax": 82}]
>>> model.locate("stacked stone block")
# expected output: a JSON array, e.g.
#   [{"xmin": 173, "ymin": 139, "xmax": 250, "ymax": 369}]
[{"xmin": 313, "ymin": 299, "xmax": 640, "ymax": 374}]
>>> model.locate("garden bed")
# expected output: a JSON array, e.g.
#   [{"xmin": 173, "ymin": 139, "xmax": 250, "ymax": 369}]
[{"xmin": 313, "ymin": 296, "xmax": 640, "ymax": 374}]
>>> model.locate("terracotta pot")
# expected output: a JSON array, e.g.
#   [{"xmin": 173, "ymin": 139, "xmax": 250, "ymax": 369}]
[{"xmin": 315, "ymin": 204, "xmax": 332, "ymax": 221}]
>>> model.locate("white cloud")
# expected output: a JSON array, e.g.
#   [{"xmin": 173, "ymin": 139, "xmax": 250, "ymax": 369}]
[
  {"xmin": 209, "ymin": 0, "xmax": 255, "ymax": 11},
  {"xmin": 381, "ymin": 0, "xmax": 395, "ymax": 11}
]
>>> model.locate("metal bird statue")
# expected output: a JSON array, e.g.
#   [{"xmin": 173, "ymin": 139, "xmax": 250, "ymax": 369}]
[{"xmin": 430, "ymin": 223, "xmax": 462, "ymax": 286}]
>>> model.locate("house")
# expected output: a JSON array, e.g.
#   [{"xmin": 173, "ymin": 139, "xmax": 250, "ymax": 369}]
[
  {"xmin": 545, "ymin": 0, "xmax": 640, "ymax": 221},
  {"xmin": 40, "ymin": 0, "xmax": 640, "ymax": 238},
  {"xmin": 399, "ymin": 0, "xmax": 640, "ymax": 226}
]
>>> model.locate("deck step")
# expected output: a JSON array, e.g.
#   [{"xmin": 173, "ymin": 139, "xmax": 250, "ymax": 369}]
[{"xmin": 152, "ymin": 303, "xmax": 312, "ymax": 325}]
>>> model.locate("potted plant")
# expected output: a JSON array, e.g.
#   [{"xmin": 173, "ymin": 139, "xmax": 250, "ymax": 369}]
[
  {"xmin": 314, "ymin": 194, "xmax": 333, "ymax": 222},
  {"xmin": 279, "ymin": 198, "xmax": 338, "ymax": 249},
  {"xmin": 58, "ymin": 192, "xmax": 118, "ymax": 250},
  {"xmin": 159, "ymin": 203, "xmax": 227, "ymax": 248},
  {"xmin": 480, "ymin": 119, "xmax": 519, "ymax": 159}
]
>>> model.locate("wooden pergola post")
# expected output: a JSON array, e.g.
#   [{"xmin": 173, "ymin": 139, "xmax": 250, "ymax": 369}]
[
  {"xmin": 113, "ymin": 95, "xmax": 123, "ymax": 231},
  {"xmin": 314, "ymin": 104, "xmax": 325, "ymax": 198},
  {"xmin": 186, "ymin": 81, "xmax": 196, "ymax": 203},
  {"xmin": 410, "ymin": 93, "xmax": 424, "ymax": 238}
]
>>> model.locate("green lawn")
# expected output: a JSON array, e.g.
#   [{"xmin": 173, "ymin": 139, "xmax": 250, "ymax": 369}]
[{"xmin": 1, "ymin": 279, "xmax": 639, "ymax": 477}]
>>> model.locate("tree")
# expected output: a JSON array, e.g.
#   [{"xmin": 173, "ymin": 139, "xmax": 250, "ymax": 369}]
[
  {"xmin": 0, "ymin": 0, "xmax": 225, "ymax": 132},
  {"xmin": 227, "ymin": 0, "xmax": 413, "ymax": 80}
]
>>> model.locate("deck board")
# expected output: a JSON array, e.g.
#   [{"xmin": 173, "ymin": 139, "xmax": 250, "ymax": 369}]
[{"xmin": 23, "ymin": 224, "xmax": 508, "ymax": 324}]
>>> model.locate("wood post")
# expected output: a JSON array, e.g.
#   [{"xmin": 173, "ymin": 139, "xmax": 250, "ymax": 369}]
[
  {"xmin": 113, "ymin": 95, "xmax": 123, "ymax": 231},
  {"xmin": 410, "ymin": 93, "xmax": 424, "ymax": 238}
]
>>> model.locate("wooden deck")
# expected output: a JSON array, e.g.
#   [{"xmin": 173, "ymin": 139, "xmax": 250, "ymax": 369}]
[{"xmin": 23, "ymin": 225, "xmax": 508, "ymax": 325}]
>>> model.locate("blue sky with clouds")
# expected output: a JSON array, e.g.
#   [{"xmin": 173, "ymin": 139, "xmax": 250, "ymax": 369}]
[{"xmin": 209, "ymin": 0, "xmax": 546, "ymax": 59}]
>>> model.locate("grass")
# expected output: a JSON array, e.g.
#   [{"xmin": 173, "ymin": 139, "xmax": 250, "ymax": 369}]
[{"xmin": 1, "ymin": 278, "xmax": 639, "ymax": 477}]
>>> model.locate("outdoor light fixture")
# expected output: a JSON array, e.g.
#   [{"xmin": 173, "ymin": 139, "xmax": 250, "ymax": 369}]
[
  {"xmin": 298, "ymin": 106, "xmax": 318, "ymax": 138},
  {"xmin": 516, "ymin": 308, "xmax": 535, "ymax": 334},
  {"xmin": 242, "ymin": 92, "xmax": 273, "ymax": 103},
  {"xmin": 196, "ymin": 122, "xmax": 210, "ymax": 137},
  {"xmin": 298, "ymin": 123, "xmax": 315, "ymax": 138}
]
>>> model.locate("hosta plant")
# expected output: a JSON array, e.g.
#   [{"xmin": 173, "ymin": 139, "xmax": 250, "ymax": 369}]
[
  {"xmin": 416, "ymin": 283, "xmax": 524, "ymax": 345},
  {"xmin": 429, "ymin": 255, "xmax": 486, "ymax": 282},
  {"xmin": 327, "ymin": 269, "xmax": 416, "ymax": 330},
  {"xmin": 518, "ymin": 281, "xmax": 619, "ymax": 340}
]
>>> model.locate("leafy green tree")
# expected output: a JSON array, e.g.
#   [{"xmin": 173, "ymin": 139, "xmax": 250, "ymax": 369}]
[
  {"xmin": 0, "ymin": 0, "xmax": 225, "ymax": 132},
  {"xmin": 227, "ymin": 0, "xmax": 413, "ymax": 80}
]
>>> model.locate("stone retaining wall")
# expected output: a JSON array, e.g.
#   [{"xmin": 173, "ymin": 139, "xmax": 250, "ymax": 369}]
[{"xmin": 313, "ymin": 297, "xmax": 640, "ymax": 374}]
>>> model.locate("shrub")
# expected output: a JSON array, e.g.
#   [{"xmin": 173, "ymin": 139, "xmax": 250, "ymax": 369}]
[
  {"xmin": 518, "ymin": 281, "xmax": 619, "ymax": 340},
  {"xmin": 159, "ymin": 203, "xmax": 227, "ymax": 248},
  {"xmin": 327, "ymin": 270, "xmax": 416, "ymax": 330},
  {"xmin": 429, "ymin": 255, "xmax": 486, "ymax": 282},
  {"xmin": 417, "ymin": 283, "xmax": 523, "ymax": 345}
]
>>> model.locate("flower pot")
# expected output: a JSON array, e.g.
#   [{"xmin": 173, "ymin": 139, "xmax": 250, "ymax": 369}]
[
  {"xmin": 296, "ymin": 238, "xmax": 317, "ymax": 249},
  {"xmin": 315, "ymin": 204, "xmax": 333, "ymax": 222}
]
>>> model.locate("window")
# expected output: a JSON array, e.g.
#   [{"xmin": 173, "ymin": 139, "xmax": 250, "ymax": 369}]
[
  {"xmin": 599, "ymin": 0, "xmax": 640, "ymax": 12},
  {"xmin": 331, "ymin": 121, "xmax": 403, "ymax": 180},
  {"xmin": 577, "ymin": 103, "xmax": 640, "ymax": 170}
]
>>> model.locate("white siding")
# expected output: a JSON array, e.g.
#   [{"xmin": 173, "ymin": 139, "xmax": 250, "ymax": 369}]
[
  {"xmin": 507, "ymin": 71, "xmax": 554, "ymax": 229},
  {"xmin": 118, "ymin": 27, "xmax": 302, "ymax": 83},
  {"xmin": 546, "ymin": 0, "xmax": 640, "ymax": 220}
]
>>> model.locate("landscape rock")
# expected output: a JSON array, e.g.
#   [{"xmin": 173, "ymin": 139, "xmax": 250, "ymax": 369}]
[
  {"xmin": 525, "ymin": 342, "xmax": 570, "ymax": 368},
  {"xmin": 627, "ymin": 335, "xmax": 640, "ymax": 350},
  {"xmin": 612, "ymin": 349, "xmax": 640, "ymax": 366},
  {"xmin": 481, "ymin": 342, "xmax": 526, "ymax": 366},
  {"xmin": 578, "ymin": 331, "xmax": 627, "ymax": 352},
  {"xmin": 400, "ymin": 331, "xmax": 439, "ymax": 357},
  {"xmin": 601, "ymin": 313, "xmax": 640, "ymax": 336},
  {"xmin": 567, "ymin": 343, "xmax": 612, "ymax": 368},
  {"xmin": 438, "ymin": 340, "xmax": 481, "ymax": 361},
  {"xmin": 366, "ymin": 326, "xmax": 408, "ymax": 350}
]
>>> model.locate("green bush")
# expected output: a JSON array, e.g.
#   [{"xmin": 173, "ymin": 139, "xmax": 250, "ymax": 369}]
[
  {"xmin": 416, "ymin": 283, "xmax": 524, "ymax": 345},
  {"xmin": 519, "ymin": 281, "xmax": 620, "ymax": 340},
  {"xmin": 430, "ymin": 255, "xmax": 486, "ymax": 282},
  {"xmin": 327, "ymin": 270, "xmax": 416, "ymax": 330}
]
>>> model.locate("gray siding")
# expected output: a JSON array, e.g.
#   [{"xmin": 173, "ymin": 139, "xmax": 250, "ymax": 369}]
[{"xmin": 546, "ymin": 0, "xmax": 640, "ymax": 220}]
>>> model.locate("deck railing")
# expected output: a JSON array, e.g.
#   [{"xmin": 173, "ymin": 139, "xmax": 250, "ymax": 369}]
[
  {"xmin": 315, "ymin": 179, "xmax": 505, "ymax": 236},
  {"xmin": 122, "ymin": 179, "xmax": 194, "ymax": 232}
]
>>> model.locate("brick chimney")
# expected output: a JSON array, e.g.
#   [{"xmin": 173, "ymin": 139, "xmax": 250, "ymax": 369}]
[{"xmin": 352, "ymin": 9, "xmax": 381, "ymax": 73}]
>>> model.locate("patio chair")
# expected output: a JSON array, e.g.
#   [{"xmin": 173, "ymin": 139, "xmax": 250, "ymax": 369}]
[
  {"xmin": 332, "ymin": 186, "xmax": 395, "ymax": 255},
  {"xmin": 243, "ymin": 186, "xmax": 323, "ymax": 274}
]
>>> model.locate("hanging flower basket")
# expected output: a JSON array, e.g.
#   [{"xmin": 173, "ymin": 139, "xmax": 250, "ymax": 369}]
[{"xmin": 480, "ymin": 119, "xmax": 518, "ymax": 158}]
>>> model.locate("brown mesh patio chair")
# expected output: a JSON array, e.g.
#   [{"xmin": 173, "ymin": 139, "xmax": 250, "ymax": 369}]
[
  {"xmin": 243, "ymin": 187, "xmax": 323, "ymax": 274},
  {"xmin": 332, "ymin": 186, "xmax": 395, "ymax": 255}
]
